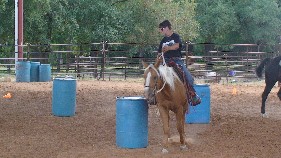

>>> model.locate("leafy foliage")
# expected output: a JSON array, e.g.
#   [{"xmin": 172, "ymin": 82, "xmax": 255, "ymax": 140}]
[
  {"xmin": 234, "ymin": 0, "xmax": 281, "ymax": 44},
  {"xmin": 196, "ymin": 0, "xmax": 281, "ymax": 45},
  {"xmin": 0, "ymin": 0, "xmax": 281, "ymax": 50}
]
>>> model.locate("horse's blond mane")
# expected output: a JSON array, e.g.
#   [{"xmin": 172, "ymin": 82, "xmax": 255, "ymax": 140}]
[{"xmin": 158, "ymin": 65, "xmax": 179, "ymax": 91}]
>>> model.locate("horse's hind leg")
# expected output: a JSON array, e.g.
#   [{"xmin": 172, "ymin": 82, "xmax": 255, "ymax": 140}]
[
  {"xmin": 158, "ymin": 105, "xmax": 170, "ymax": 153},
  {"xmin": 261, "ymin": 80, "xmax": 275, "ymax": 114}
]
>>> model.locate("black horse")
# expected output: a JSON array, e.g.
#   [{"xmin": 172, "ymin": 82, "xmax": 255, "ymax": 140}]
[{"xmin": 256, "ymin": 55, "xmax": 281, "ymax": 115}]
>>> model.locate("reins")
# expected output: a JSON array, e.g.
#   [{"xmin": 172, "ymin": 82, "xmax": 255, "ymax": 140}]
[
  {"xmin": 156, "ymin": 53, "xmax": 166, "ymax": 93},
  {"xmin": 145, "ymin": 53, "xmax": 173, "ymax": 95}
]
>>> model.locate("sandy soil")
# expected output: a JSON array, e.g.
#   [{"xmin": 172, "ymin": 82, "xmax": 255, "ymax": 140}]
[{"xmin": 1, "ymin": 78, "xmax": 281, "ymax": 158}]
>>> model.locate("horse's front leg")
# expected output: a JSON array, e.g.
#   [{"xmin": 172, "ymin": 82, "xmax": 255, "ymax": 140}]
[
  {"xmin": 175, "ymin": 108, "xmax": 187, "ymax": 150},
  {"xmin": 158, "ymin": 105, "xmax": 170, "ymax": 153}
]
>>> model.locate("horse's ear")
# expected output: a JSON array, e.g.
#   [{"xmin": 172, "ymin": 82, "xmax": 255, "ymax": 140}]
[
  {"xmin": 142, "ymin": 60, "xmax": 149, "ymax": 68},
  {"xmin": 154, "ymin": 55, "xmax": 162, "ymax": 68}
]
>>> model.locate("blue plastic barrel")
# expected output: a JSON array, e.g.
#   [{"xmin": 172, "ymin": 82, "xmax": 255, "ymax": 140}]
[
  {"xmin": 39, "ymin": 64, "xmax": 51, "ymax": 82},
  {"xmin": 186, "ymin": 84, "xmax": 210, "ymax": 124},
  {"xmin": 52, "ymin": 78, "xmax": 77, "ymax": 117},
  {"xmin": 30, "ymin": 62, "xmax": 40, "ymax": 82},
  {"xmin": 116, "ymin": 96, "xmax": 148, "ymax": 148},
  {"xmin": 16, "ymin": 61, "xmax": 31, "ymax": 82}
]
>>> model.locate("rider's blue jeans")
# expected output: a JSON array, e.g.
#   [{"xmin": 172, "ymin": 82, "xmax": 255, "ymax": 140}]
[{"xmin": 166, "ymin": 57, "xmax": 194, "ymax": 85}]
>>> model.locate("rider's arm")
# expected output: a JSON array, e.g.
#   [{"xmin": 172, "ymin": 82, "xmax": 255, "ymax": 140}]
[{"xmin": 162, "ymin": 43, "xmax": 179, "ymax": 53}]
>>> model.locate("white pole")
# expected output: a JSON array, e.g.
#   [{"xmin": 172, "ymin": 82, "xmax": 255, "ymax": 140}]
[{"xmin": 15, "ymin": 0, "xmax": 18, "ymax": 64}]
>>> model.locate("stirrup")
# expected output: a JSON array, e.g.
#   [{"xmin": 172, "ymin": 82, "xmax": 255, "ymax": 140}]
[{"xmin": 191, "ymin": 94, "xmax": 201, "ymax": 106}]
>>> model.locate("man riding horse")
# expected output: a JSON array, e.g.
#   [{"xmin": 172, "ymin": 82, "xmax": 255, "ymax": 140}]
[{"xmin": 158, "ymin": 20, "xmax": 200, "ymax": 107}]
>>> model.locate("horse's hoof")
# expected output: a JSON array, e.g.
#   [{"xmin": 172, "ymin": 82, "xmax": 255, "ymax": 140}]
[
  {"xmin": 180, "ymin": 145, "xmax": 187, "ymax": 150},
  {"xmin": 162, "ymin": 148, "xmax": 169, "ymax": 154},
  {"xmin": 261, "ymin": 113, "xmax": 268, "ymax": 118}
]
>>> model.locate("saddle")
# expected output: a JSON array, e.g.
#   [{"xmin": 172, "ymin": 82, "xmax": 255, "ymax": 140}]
[{"xmin": 167, "ymin": 59, "xmax": 201, "ymax": 107}]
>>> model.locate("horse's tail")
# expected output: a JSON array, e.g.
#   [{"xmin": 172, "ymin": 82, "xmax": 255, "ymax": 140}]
[{"xmin": 255, "ymin": 58, "xmax": 271, "ymax": 78}]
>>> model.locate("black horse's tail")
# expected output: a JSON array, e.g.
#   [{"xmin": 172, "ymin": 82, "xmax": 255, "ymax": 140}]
[{"xmin": 255, "ymin": 58, "xmax": 271, "ymax": 78}]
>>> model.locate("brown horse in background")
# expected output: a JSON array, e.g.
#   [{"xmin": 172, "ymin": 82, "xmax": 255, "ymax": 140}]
[{"xmin": 142, "ymin": 56, "xmax": 188, "ymax": 153}]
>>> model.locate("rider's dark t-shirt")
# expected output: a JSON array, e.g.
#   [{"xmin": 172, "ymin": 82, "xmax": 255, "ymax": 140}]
[{"xmin": 158, "ymin": 33, "xmax": 182, "ymax": 58}]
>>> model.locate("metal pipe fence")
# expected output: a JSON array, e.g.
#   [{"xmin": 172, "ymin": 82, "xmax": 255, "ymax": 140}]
[{"xmin": 0, "ymin": 42, "xmax": 279, "ymax": 82}]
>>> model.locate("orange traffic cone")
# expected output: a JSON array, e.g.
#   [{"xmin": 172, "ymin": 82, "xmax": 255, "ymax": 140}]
[
  {"xmin": 232, "ymin": 87, "xmax": 237, "ymax": 95},
  {"xmin": 3, "ymin": 92, "xmax": 12, "ymax": 99}
]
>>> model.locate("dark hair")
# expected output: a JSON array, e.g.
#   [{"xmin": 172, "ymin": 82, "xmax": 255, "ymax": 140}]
[{"xmin": 159, "ymin": 20, "xmax": 171, "ymax": 29}]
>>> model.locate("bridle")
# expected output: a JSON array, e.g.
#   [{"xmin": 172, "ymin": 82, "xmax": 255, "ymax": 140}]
[
  {"xmin": 144, "ymin": 54, "xmax": 168, "ymax": 105},
  {"xmin": 144, "ymin": 65, "xmax": 165, "ymax": 105},
  {"xmin": 144, "ymin": 64, "xmax": 166, "ymax": 94}
]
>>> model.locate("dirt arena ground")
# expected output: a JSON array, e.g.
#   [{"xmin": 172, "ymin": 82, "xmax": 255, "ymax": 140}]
[{"xmin": 1, "ymin": 78, "xmax": 281, "ymax": 158}]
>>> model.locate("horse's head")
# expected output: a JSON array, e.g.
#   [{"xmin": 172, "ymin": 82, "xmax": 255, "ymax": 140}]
[
  {"xmin": 142, "ymin": 56, "xmax": 179, "ymax": 104},
  {"xmin": 142, "ymin": 59, "xmax": 161, "ymax": 105}
]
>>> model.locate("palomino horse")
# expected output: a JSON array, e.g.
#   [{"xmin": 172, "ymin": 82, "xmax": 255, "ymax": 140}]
[
  {"xmin": 142, "ymin": 56, "xmax": 188, "ymax": 153},
  {"xmin": 255, "ymin": 55, "xmax": 281, "ymax": 116}
]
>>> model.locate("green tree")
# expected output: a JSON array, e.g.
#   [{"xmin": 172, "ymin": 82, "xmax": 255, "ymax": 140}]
[
  {"xmin": 195, "ymin": 0, "xmax": 239, "ymax": 44},
  {"xmin": 0, "ymin": 0, "xmax": 15, "ymax": 58},
  {"xmin": 24, "ymin": 0, "xmax": 53, "ymax": 44},
  {"xmin": 114, "ymin": 0, "xmax": 159, "ymax": 44},
  {"xmin": 24, "ymin": 0, "xmax": 134, "ymax": 44},
  {"xmin": 74, "ymin": 0, "xmax": 132, "ymax": 43},
  {"xmin": 0, "ymin": 0, "xmax": 14, "ymax": 44},
  {"xmin": 195, "ymin": 0, "xmax": 281, "ymax": 45},
  {"xmin": 152, "ymin": 0, "xmax": 199, "ymax": 42},
  {"xmin": 1, "ymin": 0, "xmax": 198, "ymax": 46},
  {"xmin": 234, "ymin": 0, "xmax": 281, "ymax": 44}
]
